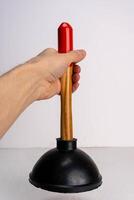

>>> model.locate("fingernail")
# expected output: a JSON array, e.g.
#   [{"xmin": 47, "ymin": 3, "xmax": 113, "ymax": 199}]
[{"xmin": 76, "ymin": 49, "xmax": 86, "ymax": 56}]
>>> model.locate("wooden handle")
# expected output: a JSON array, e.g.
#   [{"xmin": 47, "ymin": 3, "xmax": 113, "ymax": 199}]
[
  {"xmin": 58, "ymin": 22, "xmax": 73, "ymax": 140},
  {"xmin": 60, "ymin": 65, "xmax": 73, "ymax": 140}
]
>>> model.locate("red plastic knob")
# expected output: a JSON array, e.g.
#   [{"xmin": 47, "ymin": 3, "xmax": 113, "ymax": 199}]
[{"xmin": 58, "ymin": 22, "xmax": 73, "ymax": 53}]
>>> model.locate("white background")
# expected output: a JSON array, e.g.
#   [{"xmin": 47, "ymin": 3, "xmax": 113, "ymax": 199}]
[{"xmin": 0, "ymin": 0, "xmax": 134, "ymax": 148}]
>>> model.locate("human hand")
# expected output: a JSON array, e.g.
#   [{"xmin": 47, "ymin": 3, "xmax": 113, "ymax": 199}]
[{"xmin": 26, "ymin": 48, "xmax": 86, "ymax": 100}]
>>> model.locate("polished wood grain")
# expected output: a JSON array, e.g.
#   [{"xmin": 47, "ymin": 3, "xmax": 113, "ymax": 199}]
[{"xmin": 60, "ymin": 64, "xmax": 73, "ymax": 140}]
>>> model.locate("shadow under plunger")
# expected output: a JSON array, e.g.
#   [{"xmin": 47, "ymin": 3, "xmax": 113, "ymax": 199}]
[{"xmin": 29, "ymin": 22, "xmax": 102, "ymax": 193}]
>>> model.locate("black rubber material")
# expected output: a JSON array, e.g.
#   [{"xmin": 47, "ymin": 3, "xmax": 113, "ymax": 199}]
[
  {"xmin": 29, "ymin": 138, "xmax": 102, "ymax": 193},
  {"xmin": 57, "ymin": 138, "xmax": 77, "ymax": 150}
]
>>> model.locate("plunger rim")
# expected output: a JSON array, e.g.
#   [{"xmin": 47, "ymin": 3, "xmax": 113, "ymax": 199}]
[{"xmin": 29, "ymin": 173, "xmax": 102, "ymax": 193}]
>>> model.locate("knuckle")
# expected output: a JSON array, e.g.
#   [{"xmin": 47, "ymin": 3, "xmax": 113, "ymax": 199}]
[{"xmin": 45, "ymin": 48, "xmax": 57, "ymax": 53}]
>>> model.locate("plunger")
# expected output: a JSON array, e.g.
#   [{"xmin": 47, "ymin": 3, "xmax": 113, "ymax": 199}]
[{"xmin": 29, "ymin": 22, "xmax": 102, "ymax": 193}]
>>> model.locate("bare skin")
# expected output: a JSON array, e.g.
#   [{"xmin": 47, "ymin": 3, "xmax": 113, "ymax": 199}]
[{"xmin": 0, "ymin": 48, "xmax": 86, "ymax": 138}]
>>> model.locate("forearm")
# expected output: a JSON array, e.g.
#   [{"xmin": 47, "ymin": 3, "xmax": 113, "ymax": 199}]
[{"xmin": 0, "ymin": 64, "xmax": 41, "ymax": 138}]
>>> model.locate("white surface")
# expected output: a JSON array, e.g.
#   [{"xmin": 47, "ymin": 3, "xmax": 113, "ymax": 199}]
[
  {"xmin": 0, "ymin": 147, "xmax": 134, "ymax": 200},
  {"xmin": 0, "ymin": 0, "xmax": 134, "ymax": 147}
]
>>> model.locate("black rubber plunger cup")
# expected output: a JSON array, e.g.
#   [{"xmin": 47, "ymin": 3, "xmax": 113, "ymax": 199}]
[{"xmin": 29, "ymin": 22, "xmax": 102, "ymax": 193}]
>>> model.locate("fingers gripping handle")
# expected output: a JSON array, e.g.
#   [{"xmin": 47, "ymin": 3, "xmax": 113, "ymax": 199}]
[{"xmin": 58, "ymin": 22, "xmax": 73, "ymax": 140}]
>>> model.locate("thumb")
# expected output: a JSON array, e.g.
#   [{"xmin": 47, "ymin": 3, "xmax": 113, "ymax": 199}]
[{"xmin": 64, "ymin": 49, "xmax": 86, "ymax": 64}]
